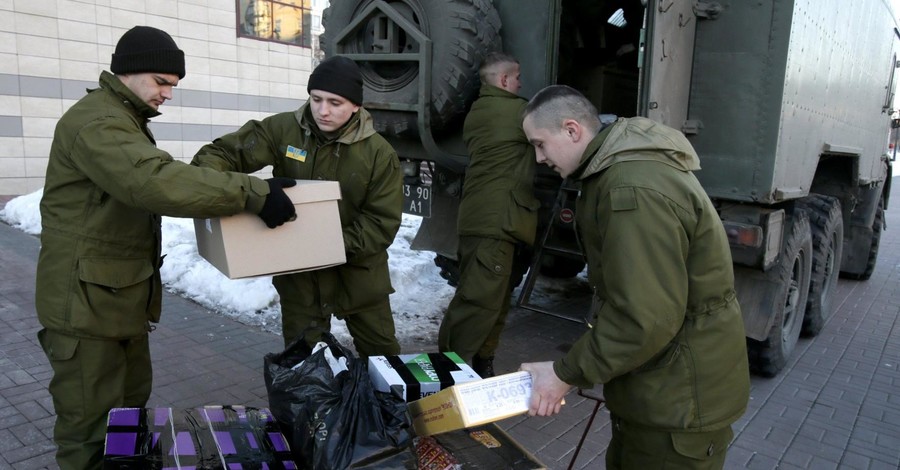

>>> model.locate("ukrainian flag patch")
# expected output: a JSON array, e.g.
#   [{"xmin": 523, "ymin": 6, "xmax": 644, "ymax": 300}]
[{"xmin": 285, "ymin": 145, "xmax": 307, "ymax": 162}]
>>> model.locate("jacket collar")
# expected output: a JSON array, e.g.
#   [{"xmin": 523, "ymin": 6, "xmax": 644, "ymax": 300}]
[
  {"xmin": 477, "ymin": 83, "xmax": 521, "ymax": 100},
  {"xmin": 294, "ymin": 102, "xmax": 377, "ymax": 145},
  {"xmin": 99, "ymin": 71, "xmax": 161, "ymax": 119}
]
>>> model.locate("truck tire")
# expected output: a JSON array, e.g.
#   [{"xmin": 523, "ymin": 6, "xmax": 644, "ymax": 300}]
[
  {"xmin": 747, "ymin": 210, "xmax": 812, "ymax": 377},
  {"xmin": 321, "ymin": 0, "xmax": 502, "ymax": 134},
  {"xmin": 796, "ymin": 195, "xmax": 843, "ymax": 336},
  {"xmin": 841, "ymin": 197, "xmax": 883, "ymax": 281}
]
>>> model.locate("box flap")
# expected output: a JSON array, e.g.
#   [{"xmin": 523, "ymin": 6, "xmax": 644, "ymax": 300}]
[{"xmin": 285, "ymin": 180, "xmax": 342, "ymax": 204}]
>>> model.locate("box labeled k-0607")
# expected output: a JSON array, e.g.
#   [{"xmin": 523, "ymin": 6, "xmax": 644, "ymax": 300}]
[{"xmin": 408, "ymin": 371, "xmax": 535, "ymax": 436}]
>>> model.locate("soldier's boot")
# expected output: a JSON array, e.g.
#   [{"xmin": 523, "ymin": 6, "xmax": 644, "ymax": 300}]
[{"xmin": 473, "ymin": 355, "xmax": 495, "ymax": 378}]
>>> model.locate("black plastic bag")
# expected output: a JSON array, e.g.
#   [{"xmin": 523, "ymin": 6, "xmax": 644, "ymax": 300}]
[{"xmin": 263, "ymin": 331, "xmax": 413, "ymax": 470}]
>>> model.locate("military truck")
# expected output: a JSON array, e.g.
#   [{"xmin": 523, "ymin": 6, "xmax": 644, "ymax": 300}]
[{"xmin": 321, "ymin": 0, "xmax": 900, "ymax": 376}]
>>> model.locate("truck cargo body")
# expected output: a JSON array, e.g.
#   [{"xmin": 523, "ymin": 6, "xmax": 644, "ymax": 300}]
[{"xmin": 322, "ymin": 0, "xmax": 899, "ymax": 375}]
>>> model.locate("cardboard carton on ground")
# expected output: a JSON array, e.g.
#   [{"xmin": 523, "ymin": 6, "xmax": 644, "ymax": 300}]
[
  {"xmin": 415, "ymin": 423, "xmax": 546, "ymax": 469},
  {"xmin": 368, "ymin": 352, "xmax": 481, "ymax": 401},
  {"xmin": 408, "ymin": 371, "xmax": 535, "ymax": 436},
  {"xmin": 194, "ymin": 180, "xmax": 345, "ymax": 279},
  {"xmin": 103, "ymin": 405, "xmax": 296, "ymax": 469}
]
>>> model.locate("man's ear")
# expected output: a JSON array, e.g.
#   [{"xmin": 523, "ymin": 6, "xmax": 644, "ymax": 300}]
[
  {"xmin": 499, "ymin": 73, "xmax": 508, "ymax": 89},
  {"xmin": 562, "ymin": 119, "xmax": 582, "ymax": 142}
]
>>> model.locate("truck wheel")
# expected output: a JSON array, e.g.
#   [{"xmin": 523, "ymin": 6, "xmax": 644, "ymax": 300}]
[
  {"xmin": 321, "ymin": 0, "xmax": 502, "ymax": 134},
  {"xmin": 747, "ymin": 210, "xmax": 812, "ymax": 377},
  {"xmin": 796, "ymin": 195, "xmax": 843, "ymax": 336},
  {"xmin": 841, "ymin": 197, "xmax": 883, "ymax": 281}
]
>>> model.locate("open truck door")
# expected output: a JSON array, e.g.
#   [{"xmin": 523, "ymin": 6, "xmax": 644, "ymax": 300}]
[{"xmin": 640, "ymin": 0, "xmax": 707, "ymax": 130}]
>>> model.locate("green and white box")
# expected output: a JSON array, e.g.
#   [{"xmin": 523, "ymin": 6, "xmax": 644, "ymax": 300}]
[{"xmin": 368, "ymin": 352, "xmax": 481, "ymax": 401}]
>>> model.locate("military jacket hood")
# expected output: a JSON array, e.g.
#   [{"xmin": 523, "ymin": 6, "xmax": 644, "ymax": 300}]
[{"xmin": 573, "ymin": 117, "xmax": 701, "ymax": 181}]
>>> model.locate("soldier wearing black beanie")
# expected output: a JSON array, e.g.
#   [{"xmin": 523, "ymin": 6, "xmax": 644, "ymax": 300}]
[
  {"xmin": 307, "ymin": 56, "xmax": 363, "ymax": 105},
  {"xmin": 111, "ymin": 26, "xmax": 186, "ymax": 79}
]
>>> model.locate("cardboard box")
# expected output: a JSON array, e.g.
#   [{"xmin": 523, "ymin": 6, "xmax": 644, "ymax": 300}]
[
  {"xmin": 194, "ymin": 180, "xmax": 345, "ymax": 279},
  {"xmin": 415, "ymin": 423, "xmax": 546, "ymax": 469},
  {"xmin": 103, "ymin": 405, "xmax": 296, "ymax": 469},
  {"xmin": 368, "ymin": 352, "xmax": 481, "ymax": 401},
  {"xmin": 408, "ymin": 371, "xmax": 534, "ymax": 436}
]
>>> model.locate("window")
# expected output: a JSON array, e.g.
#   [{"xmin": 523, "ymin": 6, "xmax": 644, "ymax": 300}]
[{"xmin": 237, "ymin": 0, "xmax": 313, "ymax": 47}]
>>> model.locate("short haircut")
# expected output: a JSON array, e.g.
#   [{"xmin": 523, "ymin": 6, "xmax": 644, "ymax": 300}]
[
  {"xmin": 523, "ymin": 85, "xmax": 601, "ymax": 134},
  {"xmin": 479, "ymin": 51, "xmax": 519, "ymax": 85}
]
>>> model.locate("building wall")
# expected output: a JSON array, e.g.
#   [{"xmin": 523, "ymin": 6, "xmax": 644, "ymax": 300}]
[{"xmin": 0, "ymin": 0, "xmax": 325, "ymax": 195}]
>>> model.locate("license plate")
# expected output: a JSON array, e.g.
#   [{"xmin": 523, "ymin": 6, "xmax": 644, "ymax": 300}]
[{"xmin": 403, "ymin": 184, "xmax": 432, "ymax": 218}]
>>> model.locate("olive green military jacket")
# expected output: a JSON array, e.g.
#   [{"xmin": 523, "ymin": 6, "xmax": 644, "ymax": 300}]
[
  {"xmin": 458, "ymin": 84, "xmax": 540, "ymax": 244},
  {"xmin": 36, "ymin": 71, "xmax": 270, "ymax": 340},
  {"xmin": 192, "ymin": 104, "xmax": 402, "ymax": 314},
  {"xmin": 554, "ymin": 117, "xmax": 750, "ymax": 431}
]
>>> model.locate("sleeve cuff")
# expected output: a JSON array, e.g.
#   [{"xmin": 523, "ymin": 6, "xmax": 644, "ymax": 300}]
[
  {"xmin": 243, "ymin": 176, "xmax": 269, "ymax": 214},
  {"xmin": 553, "ymin": 356, "xmax": 593, "ymax": 389}
]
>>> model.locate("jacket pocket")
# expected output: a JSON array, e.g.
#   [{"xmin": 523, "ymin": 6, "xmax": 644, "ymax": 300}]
[
  {"xmin": 71, "ymin": 257, "xmax": 154, "ymax": 338},
  {"xmin": 502, "ymin": 190, "xmax": 541, "ymax": 245},
  {"xmin": 336, "ymin": 255, "xmax": 394, "ymax": 312},
  {"xmin": 605, "ymin": 342, "xmax": 696, "ymax": 428}
]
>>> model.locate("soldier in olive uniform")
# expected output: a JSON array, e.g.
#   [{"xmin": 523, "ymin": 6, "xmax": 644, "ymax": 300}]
[
  {"xmin": 520, "ymin": 86, "xmax": 750, "ymax": 469},
  {"xmin": 36, "ymin": 26, "xmax": 296, "ymax": 470},
  {"xmin": 438, "ymin": 52, "xmax": 541, "ymax": 376},
  {"xmin": 192, "ymin": 56, "xmax": 403, "ymax": 357}
]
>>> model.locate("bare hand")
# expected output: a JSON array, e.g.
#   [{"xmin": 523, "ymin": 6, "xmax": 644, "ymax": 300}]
[{"xmin": 520, "ymin": 361, "xmax": 571, "ymax": 417}]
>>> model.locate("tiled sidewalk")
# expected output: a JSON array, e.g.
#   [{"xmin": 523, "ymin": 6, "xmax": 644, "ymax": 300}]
[{"xmin": 1, "ymin": 181, "xmax": 899, "ymax": 469}]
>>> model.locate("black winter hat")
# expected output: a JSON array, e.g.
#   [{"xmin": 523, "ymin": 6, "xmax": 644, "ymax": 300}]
[
  {"xmin": 307, "ymin": 56, "xmax": 363, "ymax": 105},
  {"xmin": 111, "ymin": 26, "xmax": 186, "ymax": 79}
]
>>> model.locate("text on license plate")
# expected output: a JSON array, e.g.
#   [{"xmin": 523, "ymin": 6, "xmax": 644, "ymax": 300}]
[{"xmin": 403, "ymin": 184, "xmax": 431, "ymax": 218}]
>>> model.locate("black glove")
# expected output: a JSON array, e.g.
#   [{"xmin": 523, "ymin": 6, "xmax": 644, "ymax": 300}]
[{"xmin": 258, "ymin": 177, "xmax": 297, "ymax": 228}]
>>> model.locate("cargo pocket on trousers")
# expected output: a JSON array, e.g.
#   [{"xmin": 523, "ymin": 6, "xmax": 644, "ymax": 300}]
[
  {"xmin": 72, "ymin": 257, "xmax": 154, "ymax": 338},
  {"xmin": 670, "ymin": 427, "xmax": 734, "ymax": 461},
  {"xmin": 37, "ymin": 329, "xmax": 79, "ymax": 362},
  {"xmin": 458, "ymin": 240, "xmax": 513, "ymax": 310}
]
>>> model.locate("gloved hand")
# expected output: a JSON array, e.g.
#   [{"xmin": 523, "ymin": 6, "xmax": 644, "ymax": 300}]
[{"xmin": 258, "ymin": 177, "xmax": 297, "ymax": 228}]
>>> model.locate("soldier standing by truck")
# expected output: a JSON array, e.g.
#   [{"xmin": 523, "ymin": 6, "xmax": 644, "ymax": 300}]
[
  {"xmin": 519, "ymin": 85, "xmax": 749, "ymax": 469},
  {"xmin": 438, "ymin": 52, "xmax": 540, "ymax": 377},
  {"xmin": 192, "ymin": 56, "xmax": 403, "ymax": 357}
]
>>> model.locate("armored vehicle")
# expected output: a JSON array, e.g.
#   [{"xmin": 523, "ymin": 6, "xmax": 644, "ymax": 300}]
[{"xmin": 322, "ymin": 0, "xmax": 900, "ymax": 376}]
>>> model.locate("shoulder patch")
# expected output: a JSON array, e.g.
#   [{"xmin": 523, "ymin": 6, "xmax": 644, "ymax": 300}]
[{"xmin": 610, "ymin": 187, "xmax": 637, "ymax": 211}]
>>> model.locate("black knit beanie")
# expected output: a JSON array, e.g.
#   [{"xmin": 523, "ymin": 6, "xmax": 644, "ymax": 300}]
[
  {"xmin": 307, "ymin": 56, "xmax": 363, "ymax": 105},
  {"xmin": 111, "ymin": 26, "xmax": 186, "ymax": 79}
]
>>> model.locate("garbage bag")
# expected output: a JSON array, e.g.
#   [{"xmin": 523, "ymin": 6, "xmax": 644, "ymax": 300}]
[{"xmin": 264, "ymin": 331, "xmax": 412, "ymax": 470}]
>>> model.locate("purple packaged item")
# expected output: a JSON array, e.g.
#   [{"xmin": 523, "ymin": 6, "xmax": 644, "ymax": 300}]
[{"xmin": 103, "ymin": 405, "xmax": 296, "ymax": 469}]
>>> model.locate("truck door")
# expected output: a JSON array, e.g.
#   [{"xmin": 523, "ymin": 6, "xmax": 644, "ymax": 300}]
[
  {"xmin": 640, "ymin": 0, "xmax": 700, "ymax": 131},
  {"xmin": 492, "ymin": 0, "xmax": 561, "ymax": 98}
]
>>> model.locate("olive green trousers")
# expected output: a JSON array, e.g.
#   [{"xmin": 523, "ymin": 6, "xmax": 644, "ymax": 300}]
[
  {"xmin": 438, "ymin": 236, "xmax": 515, "ymax": 362},
  {"xmin": 278, "ymin": 296, "xmax": 400, "ymax": 358},
  {"xmin": 38, "ymin": 328, "xmax": 152, "ymax": 470},
  {"xmin": 606, "ymin": 414, "xmax": 734, "ymax": 470}
]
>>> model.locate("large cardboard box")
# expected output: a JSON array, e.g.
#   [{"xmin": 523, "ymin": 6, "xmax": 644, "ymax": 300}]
[
  {"xmin": 408, "ymin": 371, "xmax": 534, "ymax": 436},
  {"xmin": 103, "ymin": 405, "xmax": 296, "ymax": 469},
  {"xmin": 368, "ymin": 352, "xmax": 481, "ymax": 401},
  {"xmin": 194, "ymin": 180, "xmax": 345, "ymax": 279}
]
